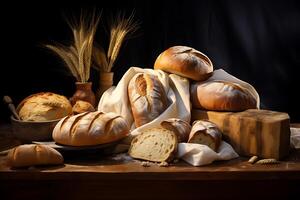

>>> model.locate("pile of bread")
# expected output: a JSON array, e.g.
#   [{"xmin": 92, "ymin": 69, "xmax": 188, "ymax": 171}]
[{"xmin": 7, "ymin": 45, "xmax": 258, "ymax": 167}]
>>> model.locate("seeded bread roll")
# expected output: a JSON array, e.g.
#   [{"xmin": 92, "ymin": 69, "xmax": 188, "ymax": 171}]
[
  {"xmin": 190, "ymin": 80, "xmax": 257, "ymax": 111},
  {"xmin": 160, "ymin": 118, "xmax": 191, "ymax": 142},
  {"xmin": 72, "ymin": 100, "xmax": 95, "ymax": 114},
  {"xmin": 7, "ymin": 144, "xmax": 63, "ymax": 168},
  {"xmin": 17, "ymin": 92, "xmax": 72, "ymax": 121},
  {"xmin": 129, "ymin": 128, "xmax": 178, "ymax": 163},
  {"xmin": 188, "ymin": 120, "xmax": 222, "ymax": 152},
  {"xmin": 128, "ymin": 73, "xmax": 168, "ymax": 127},
  {"xmin": 52, "ymin": 111, "xmax": 129, "ymax": 146},
  {"xmin": 154, "ymin": 46, "xmax": 213, "ymax": 81}
]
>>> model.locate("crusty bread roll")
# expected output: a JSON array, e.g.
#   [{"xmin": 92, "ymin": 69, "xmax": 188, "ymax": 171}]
[
  {"xmin": 154, "ymin": 46, "xmax": 213, "ymax": 81},
  {"xmin": 128, "ymin": 73, "xmax": 168, "ymax": 127},
  {"xmin": 160, "ymin": 118, "xmax": 191, "ymax": 143},
  {"xmin": 72, "ymin": 100, "xmax": 95, "ymax": 114},
  {"xmin": 188, "ymin": 120, "xmax": 222, "ymax": 152},
  {"xmin": 17, "ymin": 92, "xmax": 72, "ymax": 121},
  {"xmin": 52, "ymin": 111, "xmax": 129, "ymax": 146},
  {"xmin": 7, "ymin": 144, "xmax": 63, "ymax": 168},
  {"xmin": 129, "ymin": 128, "xmax": 178, "ymax": 162},
  {"xmin": 191, "ymin": 80, "xmax": 257, "ymax": 111}
]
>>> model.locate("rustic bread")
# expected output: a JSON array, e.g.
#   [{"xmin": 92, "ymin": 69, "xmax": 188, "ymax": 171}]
[
  {"xmin": 52, "ymin": 111, "xmax": 129, "ymax": 146},
  {"xmin": 154, "ymin": 46, "xmax": 213, "ymax": 81},
  {"xmin": 191, "ymin": 80, "xmax": 257, "ymax": 111},
  {"xmin": 72, "ymin": 100, "xmax": 95, "ymax": 114},
  {"xmin": 160, "ymin": 118, "xmax": 191, "ymax": 142},
  {"xmin": 188, "ymin": 120, "xmax": 222, "ymax": 152},
  {"xmin": 128, "ymin": 73, "xmax": 168, "ymax": 127},
  {"xmin": 7, "ymin": 144, "xmax": 63, "ymax": 168},
  {"xmin": 129, "ymin": 128, "xmax": 178, "ymax": 162},
  {"xmin": 17, "ymin": 92, "xmax": 72, "ymax": 121}
]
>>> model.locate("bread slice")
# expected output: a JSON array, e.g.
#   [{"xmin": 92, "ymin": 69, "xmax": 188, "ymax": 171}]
[{"xmin": 129, "ymin": 128, "xmax": 178, "ymax": 162}]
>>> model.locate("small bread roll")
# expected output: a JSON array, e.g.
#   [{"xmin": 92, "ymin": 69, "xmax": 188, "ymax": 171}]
[
  {"xmin": 154, "ymin": 46, "xmax": 213, "ymax": 81},
  {"xmin": 160, "ymin": 118, "xmax": 191, "ymax": 142},
  {"xmin": 191, "ymin": 80, "xmax": 257, "ymax": 111},
  {"xmin": 188, "ymin": 120, "xmax": 222, "ymax": 152},
  {"xmin": 72, "ymin": 100, "xmax": 95, "ymax": 114},
  {"xmin": 7, "ymin": 144, "xmax": 63, "ymax": 168},
  {"xmin": 128, "ymin": 73, "xmax": 168, "ymax": 127}
]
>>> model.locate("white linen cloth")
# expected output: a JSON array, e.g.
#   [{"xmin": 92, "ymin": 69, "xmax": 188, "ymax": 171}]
[
  {"xmin": 291, "ymin": 128, "xmax": 300, "ymax": 149},
  {"xmin": 98, "ymin": 67, "xmax": 259, "ymax": 166}
]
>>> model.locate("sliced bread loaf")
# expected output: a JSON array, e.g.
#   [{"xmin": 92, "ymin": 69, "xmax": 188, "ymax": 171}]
[{"xmin": 129, "ymin": 128, "xmax": 178, "ymax": 162}]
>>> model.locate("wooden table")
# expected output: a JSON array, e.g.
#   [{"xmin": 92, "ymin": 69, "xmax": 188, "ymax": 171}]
[{"xmin": 1, "ymin": 124, "xmax": 300, "ymax": 200}]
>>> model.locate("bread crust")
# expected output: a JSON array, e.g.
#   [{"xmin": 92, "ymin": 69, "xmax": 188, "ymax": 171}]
[
  {"xmin": 154, "ymin": 46, "xmax": 213, "ymax": 81},
  {"xmin": 160, "ymin": 118, "xmax": 191, "ymax": 142},
  {"xmin": 188, "ymin": 120, "xmax": 222, "ymax": 152},
  {"xmin": 7, "ymin": 144, "xmax": 63, "ymax": 167},
  {"xmin": 17, "ymin": 92, "xmax": 72, "ymax": 121},
  {"xmin": 52, "ymin": 111, "xmax": 129, "ymax": 146},
  {"xmin": 128, "ymin": 73, "xmax": 168, "ymax": 127},
  {"xmin": 191, "ymin": 80, "xmax": 257, "ymax": 111}
]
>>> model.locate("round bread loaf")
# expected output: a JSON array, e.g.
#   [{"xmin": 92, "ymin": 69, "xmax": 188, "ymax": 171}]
[
  {"xmin": 52, "ymin": 111, "xmax": 129, "ymax": 146},
  {"xmin": 154, "ymin": 46, "xmax": 213, "ymax": 81},
  {"xmin": 190, "ymin": 80, "xmax": 257, "ymax": 111},
  {"xmin": 128, "ymin": 73, "xmax": 168, "ymax": 127},
  {"xmin": 7, "ymin": 144, "xmax": 63, "ymax": 168},
  {"xmin": 17, "ymin": 92, "xmax": 72, "ymax": 121},
  {"xmin": 72, "ymin": 100, "xmax": 95, "ymax": 114},
  {"xmin": 188, "ymin": 120, "xmax": 222, "ymax": 152}
]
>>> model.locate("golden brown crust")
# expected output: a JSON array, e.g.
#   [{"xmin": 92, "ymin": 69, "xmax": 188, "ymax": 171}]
[
  {"xmin": 188, "ymin": 120, "xmax": 222, "ymax": 152},
  {"xmin": 17, "ymin": 92, "xmax": 72, "ymax": 121},
  {"xmin": 72, "ymin": 100, "xmax": 95, "ymax": 114},
  {"xmin": 128, "ymin": 73, "xmax": 168, "ymax": 127},
  {"xmin": 154, "ymin": 46, "xmax": 213, "ymax": 81},
  {"xmin": 7, "ymin": 144, "xmax": 63, "ymax": 168},
  {"xmin": 160, "ymin": 118, "xmax": 191, "ymax": 142},
  {"xmin": 190, "ymin": 80, "xmax": 257, "ymax": 111},
  {"xmin": 52, "ymin": 111, "xmax": 130, "ymax": 146}
]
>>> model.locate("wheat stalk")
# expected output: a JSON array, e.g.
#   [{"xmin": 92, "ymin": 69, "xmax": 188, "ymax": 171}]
[
  {"xmin": 93, "ymin": 12, "xmax": 139, "ymax": 73},
  {"xmin": 45, "ymin": 11, "xmax": 100, "ymax": 82}
]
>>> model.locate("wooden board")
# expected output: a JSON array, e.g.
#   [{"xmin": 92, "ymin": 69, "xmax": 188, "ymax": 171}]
[{"xmin": 191, "ymin": 109, "xmax": 291, "ymax": 160}]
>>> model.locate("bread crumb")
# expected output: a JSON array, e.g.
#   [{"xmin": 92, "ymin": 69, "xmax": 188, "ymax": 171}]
[
  {"xmin": 141, "ymin": 161, "xmax": 151, "ymax": 167},
  {"xmin": 158, "ymin": 161, "xmax": 169, "ymax": 167}
]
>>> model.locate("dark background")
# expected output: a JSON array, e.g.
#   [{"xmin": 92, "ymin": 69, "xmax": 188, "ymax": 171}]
[{"xmin": 1, "ymin": 0, "xmax": 299, "ymax": 123}]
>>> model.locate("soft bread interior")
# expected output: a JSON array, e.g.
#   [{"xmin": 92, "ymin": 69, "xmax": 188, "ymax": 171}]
[{"xmin": 129, "ymin": 128, "xmax": 177, "ymax": 162}]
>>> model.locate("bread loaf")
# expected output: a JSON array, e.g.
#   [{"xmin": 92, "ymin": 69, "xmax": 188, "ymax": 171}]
[
  {"xmin": 160, "ymin": 118, "xmax": 191, "ymax": 142},
  {"xmin": 190, "ymin": 80, "xmax": 257, "ymax": 111},
  {"xmin": 72, "ymin": 100, "xmax": 95, "ymax": 114},
  {"xmin": 52, "ymin": 111, "xmax": 129, "ymax": 146},
  {"xmin": 188, "ymin": 120, "xmax": 222, "ymax": 152},
  {"xmin": 129, "ymin": 128, "xmax": 178, "ymax": 162},
  {"xmin": 128, "ymin": 73, "xmax": 168, "ymax": 127},
  {"xmin": 154, "ymin": 46, "xmax": 213, "ymax": 81},
  {"xmin": 17, "ymin": 92, "xmax": 72, "ymax": 121},
  {"xmin": 7, "ymin": 144, "xmax": 63, "ymax": 168}
]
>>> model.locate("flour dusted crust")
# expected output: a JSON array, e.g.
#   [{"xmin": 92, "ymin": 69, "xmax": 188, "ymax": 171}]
[
  {"xmin": 7, "ymin": 144, "xmax": 63, "ymax": 168},
  {"xmin": 188, "ymin": 120, "xmax": 222, "ymax": 152},
  {"xmin": 128, "ymin": 73, "xmax": 168, "ymax": 127},
  {"xmin": 17, "ymin": 92, "xmax": 72, "ymax": 121},
  {"xmin": 154, "ymin": 46, "xmax": 213, "ymax": 81},
  {"xmin": 52, "ymin": 111, "xmax": 129, "ymax": 146},
  {"xmin": 190, "ymin": 80, "xmax": 257, "ymax": 111}
]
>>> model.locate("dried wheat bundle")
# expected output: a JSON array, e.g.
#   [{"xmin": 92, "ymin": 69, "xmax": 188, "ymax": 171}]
[
  {"xmin": 93, "ymin": 12, "xmax": 139, "ymax": 72},
  {"xmin": 46, "ymin": 12, "xmax": 100, "ymax": 82}
]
